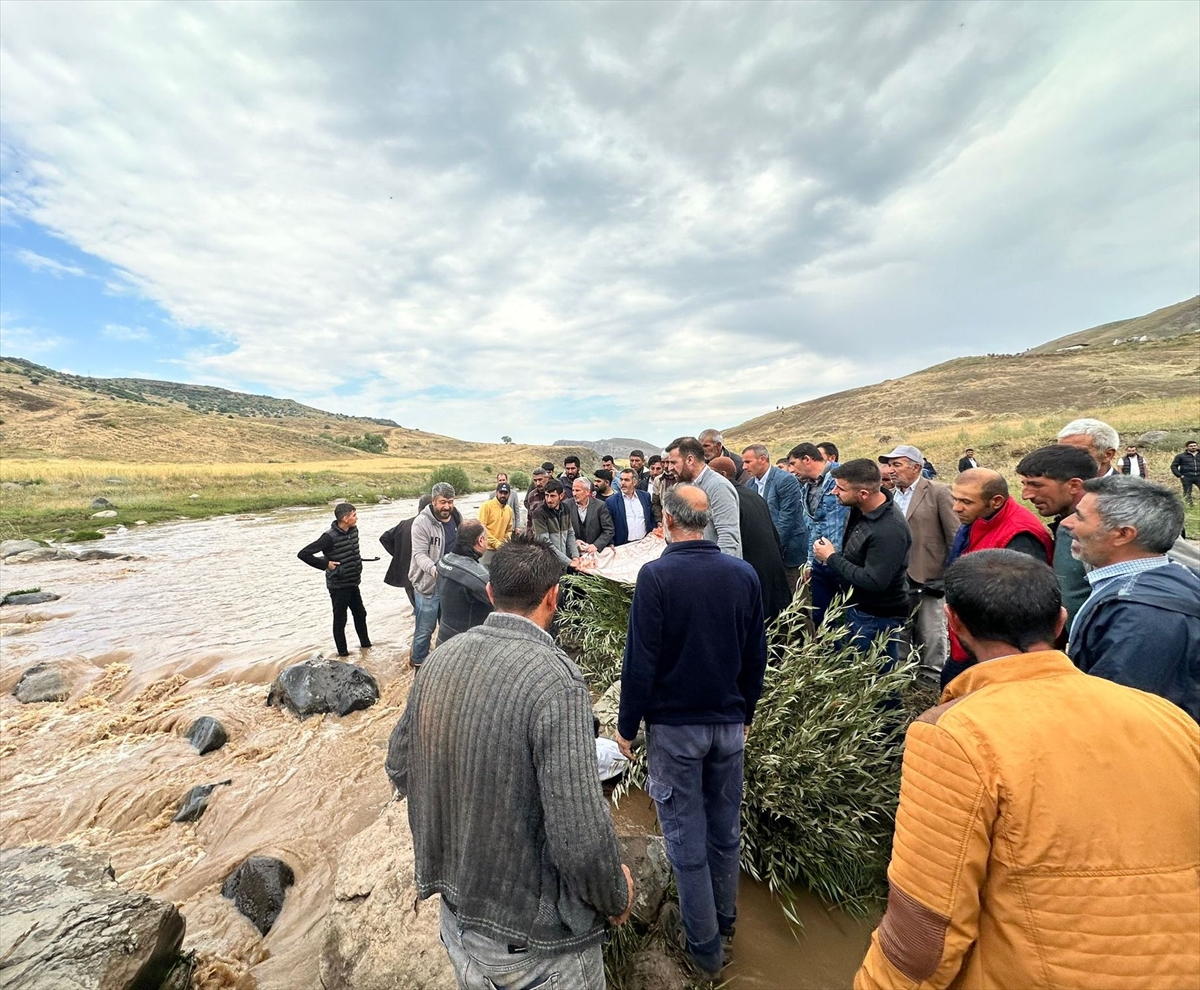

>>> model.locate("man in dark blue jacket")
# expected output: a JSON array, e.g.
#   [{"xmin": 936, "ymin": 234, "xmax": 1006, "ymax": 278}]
[
  {"xmin": 741, "ymin": 443, "xmax": 808, "ymax": 592},
  {"xmin": 616, "ymin": 484, "xmax": 768, "ymax": 980},
  {"xmin": 607, "ymin": 468, "xmax": 658, "ymax": 546},
  {"xmin": 1064, "ymin": 475, "xmax": 1199, "ymax": 722}
]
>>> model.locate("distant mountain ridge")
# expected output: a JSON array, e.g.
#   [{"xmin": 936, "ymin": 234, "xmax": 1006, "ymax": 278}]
[
  {"xmin": 1025, "ymin": 296, "xmax": 1199, "ymax": 354},
  {"xmin": 552, "ymin": 437, "xmax": 662, "ymax": 458},
  {"xmin": 0, "ymin": 356, "xmax": 400, "ymax": 427}
]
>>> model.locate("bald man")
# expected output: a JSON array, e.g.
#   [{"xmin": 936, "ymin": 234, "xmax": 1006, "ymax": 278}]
[
  {"xmin": 617, "ymin": 483, "xmax": 767, "ymax": 980},
  {"xmin": 942, "ymin": 469, "xmax": 1054, "ymax": 687}
]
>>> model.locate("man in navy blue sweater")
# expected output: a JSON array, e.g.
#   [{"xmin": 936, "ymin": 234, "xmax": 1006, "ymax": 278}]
[{"xmin": 616, "ymin": 484, "xmax": 768, "ymax": 980}]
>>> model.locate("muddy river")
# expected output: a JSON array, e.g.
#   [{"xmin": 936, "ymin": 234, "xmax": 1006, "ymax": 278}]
[{"xmin": 0, "ymin": 498, "xmax": 874, "ymax": 988}]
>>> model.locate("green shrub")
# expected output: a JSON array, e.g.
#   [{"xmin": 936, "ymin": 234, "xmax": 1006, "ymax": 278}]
[
  {"xmin": 428, "ymin": 464, "xmax": 472, "ymax": 495},
  {"xmin": 508, "ymin": 470, "xmax": 531, "ymax": 491},
  {"xmin": 347, "ymin": 432, "xmax": 388, "ymax": 454},
  {"xmin": 68, "ymin": 530, "xmax": 106, "ymax": 542},
  {"xmin": 558, "ymin": 577, "xmax": 915, "ymax": 917}
]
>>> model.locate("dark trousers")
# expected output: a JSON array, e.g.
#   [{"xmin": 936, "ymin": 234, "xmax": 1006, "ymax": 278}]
[
  {"xmin": 1182, "ymin": 477, "xmax": 1197, "ymax": 505},
  {"xmin": 810, "ymin": 561, "xmax": 841, "ymax": 628},
  {"xmin": 330, "ymin": 586, "xmax": 369, "ymax": 656}
]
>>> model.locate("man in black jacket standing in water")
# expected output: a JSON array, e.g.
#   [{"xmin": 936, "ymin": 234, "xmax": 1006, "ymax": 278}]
[{"xmin": 298, "ymin": 502, "xmax": 371, "ymax": 657}]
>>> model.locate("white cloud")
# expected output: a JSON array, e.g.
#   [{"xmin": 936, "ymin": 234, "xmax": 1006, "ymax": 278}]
[
  {"xmin": 13, "ymin": 247, "xmax": 85, "ymax": 278},
  {"xmin": 0, "ymin": 317, "xmax": 64, "ymax": 355},
  {"xmin": 101, "ymin": 323, "xmax": 152, "ymax": 342},
  {"xmin": 0, "ymin": 1, "xmax": 1196, "ymax": 443}
]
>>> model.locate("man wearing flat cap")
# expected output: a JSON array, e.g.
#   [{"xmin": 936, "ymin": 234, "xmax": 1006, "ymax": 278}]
[{"xmin": 880, "ymin": 444, "xmax": 958, "ymax": 674}]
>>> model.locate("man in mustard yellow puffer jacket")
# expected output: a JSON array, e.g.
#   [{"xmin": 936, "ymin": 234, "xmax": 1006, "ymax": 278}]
[{"xmin": 856, "ymin": 549, "xmax": 1200, "ymax": 990}]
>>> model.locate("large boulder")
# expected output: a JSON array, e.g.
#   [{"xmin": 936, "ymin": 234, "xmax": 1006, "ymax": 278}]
[
  {"xmin": 1137, "ymin": 430, "xmax": 1170, "ymax": 446},
  {"xmin": 0, "ymin": 539, "xmax": 40, "ymax": 559},
  {"xmin": 76, "ymin": 549, "xmax": 127, "ymax": 561},
  {"xmin": 2, "ymin": 591, "xmax": 61, "ymax": 606},
  {"xmin": 6, "ymin": 547, "xmax": 77, "ymax": 563},
  {"xmin": 0, "ymin": 844, "xmax": 185, "ymax": 990},
  {"xmin": 90, "ymin": 497, "xmax": 113, "ymax": 509},
  {"xmin": 12, "ymin": 663, "xmax": 72, "ymax": 704},
  {"xmin": 618, "ymin": 833, "xmax": 671, "ymax": 925},
  {"xmin": 183, "ymin": 716, "xmax": 228, "ymax": 755},
  {"xmin": 221, "ymin": 856, "xmax": 294, "ymax": 936},
  {"xmin": 320, "ymin": 803, "xmax": 455, "ymax": 989},
  {"xmin": 266, "ymin": 657, "xmax": 380, "ymax": 720}
]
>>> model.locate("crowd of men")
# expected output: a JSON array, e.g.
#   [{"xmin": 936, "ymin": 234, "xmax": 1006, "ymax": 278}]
[{"xmin": 302, "ymin": 420, "xmax": 1200, "ymax": 989}]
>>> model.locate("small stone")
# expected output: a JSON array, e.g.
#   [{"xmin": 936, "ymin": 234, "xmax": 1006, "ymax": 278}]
[
  {"xmin": 183, "ymin": 716, "xmax": 229, "ymax": 755},
  {"xmin": 75, "ymin": 548, "xmax": 124, "ymax": 561},
  {"xmin": 12, "ymin": 662, "xmax": 72, "ymax": 703},
  {"xmin": 2, "ymin": 591, "xmax": 61, "ymax": 606},
  {"xmin": 189, "ymin": 494, "xmax": 200, "ymax": 500},
  {"xmin": 222, "ymin": 856, "xmax": 295, "ymax": 935},
  {"xmin": 0, "ymin": 539, "xmax": 41, "ymax": 559},
  {"xmin": 105, "ymin": 477, "xmax": 127, "ymax": 484},
  {"xmin": 135, "ymin": 520, "xmax": 149, "ymax": 526},
  {"xmin": 90, "ymin": 497, "xmax": 113, "ymax": 509},
  {"xmin": 172, "ymin": 780, "xmax": 232, "ymax": 823},
  {"xmin": 1, "ymin": 481, "xmax": 21, "ymax": 489},
  {"xmin": 91, "ymin": 509, "xmax": 118, "ymax": 519}
]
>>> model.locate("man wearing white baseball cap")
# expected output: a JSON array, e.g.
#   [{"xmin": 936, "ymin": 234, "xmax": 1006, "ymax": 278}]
[{"xmin": 879, "ymin": 444, "xmax": 958, "ymax": 673}]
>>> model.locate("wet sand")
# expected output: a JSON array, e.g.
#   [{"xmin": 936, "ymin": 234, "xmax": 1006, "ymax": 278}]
[{"xmin": 0, "ymin": 498, "xmax": 875, "ymax": 988}]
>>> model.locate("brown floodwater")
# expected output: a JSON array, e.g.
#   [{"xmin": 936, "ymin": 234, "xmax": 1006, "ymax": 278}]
[{"xmin": 0, "ymin": 497, "xmax": 875, "ymax": 989}]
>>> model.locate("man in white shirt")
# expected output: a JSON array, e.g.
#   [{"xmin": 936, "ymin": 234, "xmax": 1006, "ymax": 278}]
[{"xmin": 608, "ymin": 468, "xmax": 658, "ymax": 546}]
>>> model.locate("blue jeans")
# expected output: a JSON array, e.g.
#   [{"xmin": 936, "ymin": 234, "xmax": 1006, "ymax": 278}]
[
  {"xmin": 810, "ymin": 561, "xmax": 841, "ymax": 628},
  {"xmin": 844, "ymin": 606, "xmax": 905, "ymax": 671},
  {"xmin": 412, "ymin": 590, "xmax": 440, "ymax": 665},
  {"xmin": 439, "ymin": 901, "xmax": 604, "ymax": 990},
  {"xmin": 646, "ymin": 722, "xmax": 744, "ymax": 975}
]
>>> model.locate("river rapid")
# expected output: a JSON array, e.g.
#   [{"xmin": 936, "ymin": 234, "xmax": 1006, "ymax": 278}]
[{"xmin": 0, "ymin": 498, "xmax": 874, "ymax": 989}]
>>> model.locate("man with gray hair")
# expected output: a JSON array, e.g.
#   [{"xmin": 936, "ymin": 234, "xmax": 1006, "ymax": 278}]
[
  {"xmin": 699, "ymin": 428, "xmax": 745, "ymax": 484},
  {"xmin": 1058, "ymin": 417, "xmax": 1120, "ymax": 477},
  {"xmin": 1062, "ymin": 476, "xmax": 1198, "ymax": 721},
  {"xmin": 616, "ymin": 484, "xmax": 767, "ymax": 981},
  {"xmin": 409, "ymin": 482, "xmax": 459, "ymax": 668}
]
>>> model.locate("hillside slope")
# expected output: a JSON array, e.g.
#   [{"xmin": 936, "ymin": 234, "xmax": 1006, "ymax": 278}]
[{"xmin": 727, "ymin": 299, "xmax": 1199, "ymax": 450}]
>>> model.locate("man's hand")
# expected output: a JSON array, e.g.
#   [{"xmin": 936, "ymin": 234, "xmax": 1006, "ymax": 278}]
[
  {"xmin": 801, "ymin": 565, "xmax": 812, "ymax": 584},
  {"xmin": 652, "ymin": 525, "xmax": 663, "ymax": 538},
  {"xmin": 812, "ymin": 538, "xmax": 835, "ymax": 564},
  {"xmin": 744, "ymin": 724, "xmax": 751, "ymax": 742},
  {"xmin": 569, "ymin": 557, "xmax": 582, "ymax": 570},
  {"xmin": 580, "ymin": 543, "xmax": 597, "ymax": 555},
  {"xmin": 326, "ymin": 560, "xmax": 340, "ymax": 570},
  {"xmin": 608, "ymin": 864, "xmax": 635, "ymax": 926},
  {"xmin": 615, "ymin": 732, "xmax": 637, "ymax": 761}
]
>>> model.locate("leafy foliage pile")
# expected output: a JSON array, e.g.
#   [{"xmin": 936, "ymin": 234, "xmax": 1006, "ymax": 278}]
[{"xmin": 558, "ymin": 574, "xmax": 915, "ymax": 916}]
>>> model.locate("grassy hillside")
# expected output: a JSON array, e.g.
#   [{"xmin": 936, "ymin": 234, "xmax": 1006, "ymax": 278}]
[{"xmin": 1025, "ymin": 295, "xmax": 1198, "ymax": 354}]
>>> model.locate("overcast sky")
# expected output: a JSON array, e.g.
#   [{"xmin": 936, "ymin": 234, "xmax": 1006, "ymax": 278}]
[{"xmin": 1, "ymin": 1, "xmax": 1197, "ymax": 445}]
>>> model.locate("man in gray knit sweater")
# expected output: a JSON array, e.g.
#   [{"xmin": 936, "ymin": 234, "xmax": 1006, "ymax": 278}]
[{"xmin": 387, "ymin": 533, "xmax": 634, "ymax": 989}]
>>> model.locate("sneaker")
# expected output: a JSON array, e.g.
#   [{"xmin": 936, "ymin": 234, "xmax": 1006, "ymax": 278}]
[{"xmin": 658, "ymin": 902, "xmax": 722, "ymax": 984}]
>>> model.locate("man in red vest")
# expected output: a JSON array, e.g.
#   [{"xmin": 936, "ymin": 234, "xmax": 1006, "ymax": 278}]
[{"xmin": 942, "ymin": 469, "xmax": 1053, "ymax": 686}]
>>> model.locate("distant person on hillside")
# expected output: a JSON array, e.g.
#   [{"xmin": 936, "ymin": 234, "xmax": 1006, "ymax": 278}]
[
  {"xmin": 381, "ymin": 493, "xmax": 432, "ymax": 610},
  {"xmin": 297, "ymin": 502, "xmax": 371, "ymax": 657},
  {"xmin": 1171, "ymin": 440, "xmax": 1199, "ymax": 506},
  {"xmin": 1118, "ymin": 445, "xmax": 1148, "ymax": 479},
  {"xmin": 1058, "ymin": 417, "xmax": 1120, "ymax": 477},
  {"xmin": 957, "ymin": 448, "xmax": 979, "ymax": 472},
  {"xmin": 1016, "ymin": 445, "xmax": 1100, "ymax": 630},
  {"xmin": 409, "ymin": 483, "xmax": 460, "ymax": 668},
  {"xmin": 922, "ymin": 457, "xmax": 937, "ymax": 479}
]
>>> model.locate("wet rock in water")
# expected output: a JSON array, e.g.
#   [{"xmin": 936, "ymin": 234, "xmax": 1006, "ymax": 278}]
[
  {"xmin": 221, "ymin": 856, "xmax": 295, "ymax": 936},
  {"xmin": 0, "ymin": 844, "xmax": 186, "ymax": 990},
  {"xmin": 618, "ymin": 833, "xmax": 672, "ymax": 925},
  {"xmin": 90, "ymin": 496, "xmax": 114, "ymax": 509},
  {"xmin": 0, "ymin": 539, "xmax": 41, "ymax": 559},
  {"xmin": 75, "ymin": 548, "xmax": 127, "ymax": 561},
  {"xmin": 91, "ymin": 509, "xmax": 118, "ymax": 519},
  {"xmin": 12, "ymin": 662, "xmax": 72, "ymax": 704},
  {"xmin": 623, "ymin": 948, "xmax": 689, "ymax": 990},
  {"xmin": 6, "ymin": 547, "xmax": 77, "ymax": 563},
  {"xmin": 267, "ymin": 657, "xmax": 380, "ymax": 720},
  {"xmin": 172, "ymin": 780, "xmax": 232, "ymax": 823},
  {"xmin": 2, "ymin": 590, "xmax": 61, "ymax": 606},
  {"xmin": 183, "ymin": 716, "xmax": 228, "ymax": 755},
  {"xmin": 320, "ymin": 804, "xmax": 456, "ymax": 989}
]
